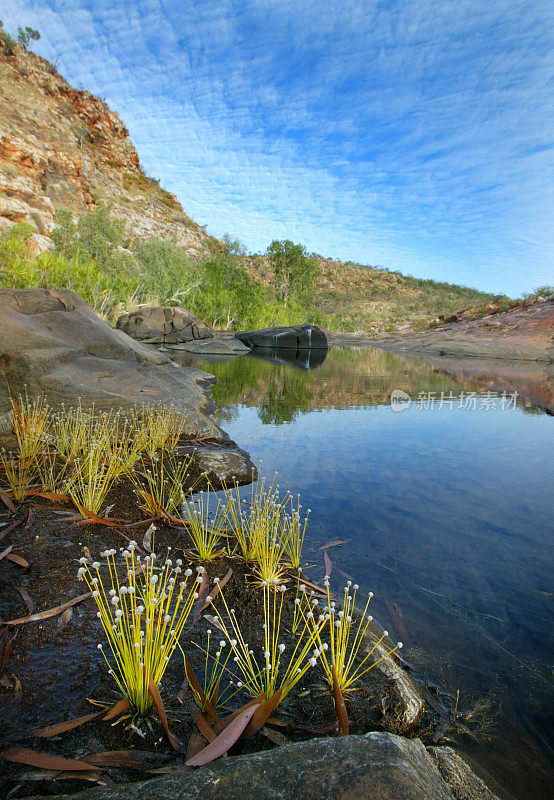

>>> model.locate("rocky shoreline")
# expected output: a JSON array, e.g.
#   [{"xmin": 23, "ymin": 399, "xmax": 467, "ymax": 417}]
[
  {"xmin": 335, "ymin": 299, "xmax": 554, "ymax": 414},
  {"xmin": 0, "ymin": 289, "xmax": 506, "ymax": 800}
]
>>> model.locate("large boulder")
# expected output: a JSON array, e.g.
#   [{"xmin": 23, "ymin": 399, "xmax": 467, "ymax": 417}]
[
  {"xmin": 236, "ymin": 323, "xmax": 328, "ymax": 350},
  {"xmin": 116, "ymin": 306, "xmax": 212, "ymax": 344},
  {"xmin": 0, "ymin": 288, "xmax": 215, "ymax": 437},
  {"xmin": 46, "ymin": 733, "xmax": 500, "ymax": 800}
]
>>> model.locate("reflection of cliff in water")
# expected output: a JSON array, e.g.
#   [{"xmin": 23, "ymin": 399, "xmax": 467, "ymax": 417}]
[{"xmin": 187, "ymin": 346, "xmax": 488, "ymax": 425}]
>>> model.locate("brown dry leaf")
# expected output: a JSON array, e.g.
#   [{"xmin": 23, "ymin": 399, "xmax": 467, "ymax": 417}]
[
  {"xmin": 0, "ymin": 544, "xmax": 13, "ymax": 562},
  {"xmin": 241, "ymin": 688, "xmax": 284, "ymax": 740},
  {"xmin": 25, "ymin": 490, "xmax": 70, "ymax": 502},
  {"xmin": 102, "ymin": 698, "xmax": 131, "ymax": 721},
  {"xmin": 34, "ymin": 711, "xmax": 102, "ymax": 738},
  {"xmin": 4, "ymin": 592, "xmax": 91, "ymax": 626},
  {"xmin": 23, "ymin": 507, "xmax": 35, "ymax": 532},
  {"xmin": 184, "ymin": 657, "xmax": 221, "ymax": 725},
  {"xmin": 385, "ymin": 598, "xmax": 417, "ymax": 649},
  {"xmin": 320, "ymin": 539, "xmax": 350, "ymax": 550},
  {"xmin": 85, "ymin": 750, "xmax": 170, "ymax": 769},
  {"xmin": 142, "ymin": 523, "xmax": 154, "ymax": 553},
  {"xmin": 57, "ymin": 608, "xmax": 73, "ymax": 631},
  {"xmin": 17, "ymin": 587, "xmax": 34, "ymax": 614},
  {"xmin": 0, "ymin": 516, "xmax": 25, "ymax": 543},
  {"xmin": 0, "ymin": 626, "xmax": 15, "ymax": 675},
  {"xmin": 186, "ymin": 703, "xmax": 261, "ymax": 767},
  {"xmin": 323, "ymin": 550, "xmax": 332, "ymax": 577},
  {"xmin": 298, "ymin": 577, "xmax": 329, "ymax": 596},
  {"xmin": 192, "ymin": 572, "xmax": 210, "ymax": 622},
  {"xmin": 0, "ymin": 747, "xmax": 99, "ymax": 771},
  {"xmin": 148, "ymin": 678, "xmax": 187, "ymax": 753},
  {"xmin": 194, "ymin": 710, "xmax": 216, "ymax": 743},
  {"xmin": 0, "ymin": 492, "xmax": 16, "ymax": 513},
  {"xmin": 13, "ymin": 674, "xmax": 22, "ymax": 694},
  {"xmin": 332, "ymin": 665, "xmax": 349, "ymax": 737},
  {"xmin": 6, "ymin": 552, "xmax": 29, "ymax": 568},
  {"xmin": 200, "ymin": 567, "xmax": 232, "ymax": 611}
]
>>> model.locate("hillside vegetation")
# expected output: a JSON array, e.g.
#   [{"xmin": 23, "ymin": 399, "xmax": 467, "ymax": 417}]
[{"xmin": 0, "ymin": 32, "xmax": 513, "ymax": 332}]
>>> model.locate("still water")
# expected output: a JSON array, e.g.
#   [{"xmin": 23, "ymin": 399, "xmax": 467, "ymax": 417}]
[{"xmin": 176, "ymin": 345, "xmax": 554, "ymax": 800}]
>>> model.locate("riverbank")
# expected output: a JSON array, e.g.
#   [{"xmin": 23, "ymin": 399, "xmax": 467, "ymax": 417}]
[{"xmin": 332, "ymin": 299, "xmax": 554, "ymax": 414}]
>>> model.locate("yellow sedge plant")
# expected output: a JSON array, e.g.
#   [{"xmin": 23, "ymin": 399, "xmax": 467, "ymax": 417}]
[
  {"xmin": 305, "ymin": 579, "xmax": 402, "ymax": 695},
  {"xmin": 221, "ymin": 472, "xmax": 290, "ymax": 583},
  {"xmin": 280, "ymin": 495, "xmax": 310, "ymax": 570},
  {"xmin": 128, "ymin": 453, "xmax": 195, "ymax": 520},
  {"xmin": 184, "ymin": 629, "xmax": 239, "ymax": 712},
  {"xmin": 208, "ymin": 580, "xmax": 325, "ymax": 702},
  {"xmin": 0, "ymin": 393, "xmax": 50, "ymax": 502},
  {"xmin": 130, "ymin": 405, "xmax": 186, "ymax": 458},
  {"xmin": 78, "ymin": 535, "xmax": 203, "ymax": 714},
  {"xmin": 179, "ymin": 486, "xmax": 226, "ymax": 562}
]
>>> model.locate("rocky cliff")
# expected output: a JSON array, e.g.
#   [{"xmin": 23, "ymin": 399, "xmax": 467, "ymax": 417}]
[{"xmin": 0, "ymin": 43, "xmax": 211, "ymax": 257}]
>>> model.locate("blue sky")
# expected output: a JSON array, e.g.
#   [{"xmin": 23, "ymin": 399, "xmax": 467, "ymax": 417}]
[{"xmin": 3, "ymin": 0, "xmax": 553, "ymax": 295}]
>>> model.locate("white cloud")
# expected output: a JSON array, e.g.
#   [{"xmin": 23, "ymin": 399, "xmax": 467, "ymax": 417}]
[{"xmin": 3, "ymin": 0, "xmax": 553, "ymax": 293}]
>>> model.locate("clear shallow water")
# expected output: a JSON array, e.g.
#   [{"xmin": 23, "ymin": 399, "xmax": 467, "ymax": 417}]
[{"xmin": 177, "ymin": 345, "xmax": 554, "ymax": 800}]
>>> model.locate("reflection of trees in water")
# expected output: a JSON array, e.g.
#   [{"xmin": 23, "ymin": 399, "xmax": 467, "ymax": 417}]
[
  {"xmin": 258, "ymin": 369, "xmax": 312, "ymax": 425},
  {"xmin": 200, "ymin": 347, "xmax": 485, "ymax": 425}
]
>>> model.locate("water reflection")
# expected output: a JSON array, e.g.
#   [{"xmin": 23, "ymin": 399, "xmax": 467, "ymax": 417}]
[{"xmin": 183, "ymin": 344, "xmax": 554, "ymax": 800}]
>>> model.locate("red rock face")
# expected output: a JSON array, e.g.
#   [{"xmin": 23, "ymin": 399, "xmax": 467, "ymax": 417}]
[{"xmin": 0, "ymin": 44, "xmax": 208, "ymax": 256}]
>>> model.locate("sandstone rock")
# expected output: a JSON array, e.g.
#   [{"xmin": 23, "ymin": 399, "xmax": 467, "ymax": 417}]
[
  {"xmin": 171, "ymin": 338, "xmax": 251, "ymax": 355},
  {"xmin": 236, "ymin": 323, "xmax": 328, "ymax": 350},
  {"xmin": 430, "ymin": 747, "xmax": 502, "ymax": 800},
  {"xmin": 0, "ymin": 46, "xmax": 211, "ymax": 258},
  {"xmin": 116, "ymin": 306, "xmax": 212, "ymax": 345},
  {"xmin": 0, "ymin": 288, "xmax": 218, "ymax": 438},
  {"xmin": 33, "ymin": 733, "xmax": 472, "ymax": 800},
  {"xmin": 192, "ymin": 448, "xmax": 255, "ymax": 485}
]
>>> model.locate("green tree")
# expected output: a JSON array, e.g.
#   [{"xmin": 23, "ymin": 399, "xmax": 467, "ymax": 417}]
[
  {"xmin": 17, "ymin": 26, "xmax": 40, "ymax": 49},
  {"xmin": 266, "ymin": 239, "xmax": 318, "ymax": 305}
]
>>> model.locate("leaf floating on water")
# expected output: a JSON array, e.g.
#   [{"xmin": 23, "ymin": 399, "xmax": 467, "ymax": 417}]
[
  {"xmin": 323, "ymin": 550, "xmax": 332, "ymax": 577},
  {"xmin": 186, "ymin": 703, "xmax": 260, "ymax": 766},
  {"xmin": 34, "ymin": 711, "xmax": 103, "ymax": 738},
  {"xmin": 320, "ymin": 539, "xmax": 350, "ymax": 550},
  {"xmin": 385, "ymin": 598, "xmax": 417, "ymax": 649},
  {"xmin": 17, "ymin": 587, "xmax": 34, "ymax": 614},
  {"xmin": 0, "ymin": 747, "xmax": 99, "ymax": 771},
  {"xmin": 4, "ymin": 593, "xmax": 91, "ymax": 626}
]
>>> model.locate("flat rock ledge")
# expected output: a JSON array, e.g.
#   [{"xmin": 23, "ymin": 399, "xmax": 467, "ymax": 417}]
[
  {"xmin": 41, "ymin": 733, "xmax": 500, "ymax": 800},
  {"xmin": 0, "ymin": 288, "xmax": 254, "ymax": 481}
]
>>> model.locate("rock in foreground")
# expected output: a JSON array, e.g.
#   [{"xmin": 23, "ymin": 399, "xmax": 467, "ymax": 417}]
[
  {"xmin": 236, "ymin": 323, "xmax": 328, "ymax": 350},
  {"xmin": 0, "ymin": 288, "xmax": 213, "ymax": 437},
  {"xmin": 44, "ymin": 733, "xmax": 500, "ymax": 800},
  {"xmin": 116, "ymin": 306, "xmax": 212, "ymax": 344}
]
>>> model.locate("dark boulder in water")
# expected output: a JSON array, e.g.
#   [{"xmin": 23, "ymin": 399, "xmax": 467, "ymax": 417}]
[{"xmin": 236, "ymin": 323, "xmax": 328, "ymax": 351}]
